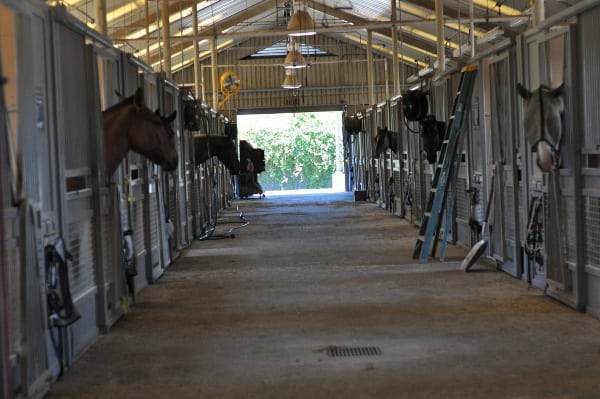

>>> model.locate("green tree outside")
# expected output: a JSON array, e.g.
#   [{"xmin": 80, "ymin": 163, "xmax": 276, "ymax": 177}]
[{"xmin": 239, "ymin": 112, "xmax": 338, "ymax": 191}]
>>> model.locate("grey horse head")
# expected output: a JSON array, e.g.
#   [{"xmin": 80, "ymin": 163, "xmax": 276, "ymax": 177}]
[{"xmin": 517, "ymin": 83, "xmax": 565, "ymax": 172}]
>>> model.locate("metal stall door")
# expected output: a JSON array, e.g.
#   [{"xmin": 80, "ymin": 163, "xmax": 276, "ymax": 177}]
[
  {"xmin": 191, "ymin": 163, "xmax": 204, "ymax": 238},
  {"xmin": 201, "ymin": 162, "xmax": 215, "ymax": 233},
  {"xmin": 348, "ymin": 129, "xmax": 358, "ymax": 193},
  {"xmin": 182, "ymin": 128, "xmax": 194, "ymax": 242},
  {"xmin": 205, "ymin": 110, "xmax": 218, "ymax": 227},
  {"xmin": 452, "ymin": 72, "xmax": 476, "ymax": 248},
  {"xmin": 408, "ymin": 110, "xmax": 424, "ymax": 226},
  {"xmin": 521, "ymin": 26, "xmax": 575, "ymax": 299},
  {"xmin": 188, "ymin": 102, "xmax": 209, "ymax": 238},
  {"xmin": 50, "ymin": 7, "xmax": 103, "ymax": 365},
  {"xmin": 0, "ymin": 3, "xmax": 47, "ymax": 396},
  {"xmin": 163, "ymin": 80, "xmax": 189, "ymax": 255},
  {"xmin": 578, "ymin": 5, "xmax": 600, "ymax": 316},
  {"xmin": 350, "ymin": 118, "xmax": 366, "ymax": 196},
  {"xmin": 0, "ymin": 78, "xmax": 9, "ymax": 398},
  {"xmin": 2, "ymin": 2, "xmax": 58, "ymax": 394},
  {"xmin": 356, "ymin": 130, "xmax": 367, "ymax": 196},
  {"xmin": 430, "ymin": 79, "xmax": 460, "ymax": 246},
  {"xmin": 486, "ymin": 50, "xmax": 521, "ymax": 276},
  {"xmin": 142, "ymin": 73, "xmax": 166, "ymax": 282},
  {"xmin": 158, "ymin": 78, "xmax": 182, "ymax": 265},
  {"xmin": 121, "ymin": 56, "xmax": 153, "ymax": 292},
  {"xmin": 375, "ymin": 102, "xmax": 389, "ymax": 209},
  {"xmin": 204, "ymin": 110, "xmax": 219, "ymax": 228},
  {"xmin": 389, "ymin": 95, "xmax": 403, "ymax": 216},
  {"xmin": 0, "ymin": 32, "xmax": 18, "ymax": 397},
  {"xmin": 190, "ymin": 154, "xmax": 205, "ymax": 239},
  {"xmin": 13, "ymin": 3, "xmax": 61, "ymax": 394},
  {"xmin": 90, "ymin": 43, "xmax": 126, "ymax": 330},
  {"xmin": 399, "ymin": 97, "xmax": 414, "ymax": 222},
  {"xmin": 217, "ymin": 164, "xmax": 228, "ymax": 211},
  {"xmin": 364, "ymin": 109, "xmax": 376, "ymax": 201},
  {"xmin": 218, "ymin": 116, "xmax": 234, "ymax": 209}
]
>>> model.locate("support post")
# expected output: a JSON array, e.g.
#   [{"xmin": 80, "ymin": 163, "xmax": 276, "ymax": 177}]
[
  {"xmin": 160, "ymin": 0, "xmax": 171, "ymax": 77},
  {"xmin": 367, "ymin": 30, "xmax": 375, "ymax": 106},
  {"xmin": 384, "ymin": 59, "xmax": 390, "ymax": 100},
  {"xmin": 391, "ymin": 0, "xmax": 400, "ymax": 94},
  {"xmin": 211, "ymin": 38, "xmax": 218, "ymax": 109},
  {"xmin": 201, "ymin": 64, "xmax": 207, "ymax": 105},
  {"xmin": 470, "ymin": 0, "xmax": 475, "ymax": 58},
  {"xmin": 145, "ymin": 0, "xmax": 150, "ymax": 64},
  {"xmin": 191, "ymin": 1, "xmax": 202, "ymax": 99},
  {"xmin": 95, "ymin": 0, "xmax": 107, "ymax": 36},
  {"xmin": 533, "ymin": 0, "xmax": 545, "ymax": 27},
  {"xmin": 435, "ymin": 0, "xmax": 445, "ymax": 74}
]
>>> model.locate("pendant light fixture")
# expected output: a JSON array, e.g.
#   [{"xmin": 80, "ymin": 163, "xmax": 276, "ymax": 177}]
[
  {"xmin": 283, "ymin": 38, "xmax": 307, "ymax": 69},
  {"xmin": 281, "ymin": 69, "xmax": 302, "ymax": 89},
  {"xmin": 287, "ymin": 0, "xmax": 316, "ymax": 36}
]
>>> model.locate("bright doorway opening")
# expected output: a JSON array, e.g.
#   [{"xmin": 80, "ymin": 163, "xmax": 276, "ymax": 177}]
[{"xmin": 237, "ymin": 111, "xmax": 345, "ymax": 195}]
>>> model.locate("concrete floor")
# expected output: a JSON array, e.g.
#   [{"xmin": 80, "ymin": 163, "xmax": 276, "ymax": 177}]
[{"xmin": 48, "ymin": 192, "xmax": 600, "ymax": 399}]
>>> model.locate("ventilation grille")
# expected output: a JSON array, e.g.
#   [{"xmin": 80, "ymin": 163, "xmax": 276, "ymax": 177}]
[
  {"xmin": 325, "ymin": 346, "xmax": 382, "ymax": 358},
  {"xmin": 585, "ymin": 195, "xmax": 600, "ymax": 266},
  {"xmin": 149, "ymin": 192, "xmax": 159, "ymax": 248},
  {"xmin": 455, "ymin": 177, "xmax": 468, "ymax": 220},
  {"xmin": 504, "ymin": 184, "xmax": 516, "ymax": 240},
  {"xmin": 563, "ymin": 195, "xmax": 576, "ymax": 263}
]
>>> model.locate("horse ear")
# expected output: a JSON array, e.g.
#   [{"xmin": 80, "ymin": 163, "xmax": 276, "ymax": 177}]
[
  {"xmin": 167, "ymin": 111, "xmax": 177, "ymax": 123},
  {"xmin": 134, "ymin": 88, "xmax": 145, "ymax": 108},
  {"xmin": 552, "ymin": 83, "xmax": 565, "ymax": 98},
  {"xmin": 516, "ymin": 83, "xmax": 532, "ymax": 101}
]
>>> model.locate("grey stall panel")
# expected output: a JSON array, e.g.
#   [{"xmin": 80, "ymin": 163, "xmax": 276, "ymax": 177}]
[
  {"xmin": 90, "ymin": 43, "xmax": 127, "ymax": 331},
  {"xmin": 388, "ymin": 97, "xmax": 402, "ymax": 216},
  {"xmin": 521, "ymin": 24, "xmax": 577, "ymax": 304},
  {"xmin": 160, "ymin": 79, "xmax": 186, "ymax": 260},
  {"xmin": 51, "ymin": 10, "xmax": 100, "ymax": 362},
  {"xmin": 486, "ymin": 50, "xmax": 520, "ymax": 277},
  {"xmin": 15, "ymin": 4, "xmax": 56, "ymax": 396},
  {"xmin": 578, "ymin": 5, "xmax": 600, "ymax": 316},
  {"xmin": 141, "ymin": 74, "xmax": 166, "ymax": 283}
]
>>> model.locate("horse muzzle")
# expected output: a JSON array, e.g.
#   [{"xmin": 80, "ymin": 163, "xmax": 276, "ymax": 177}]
[{"xmin": 536, "ymin": 141, "xmax": 554, "ymax": 172}]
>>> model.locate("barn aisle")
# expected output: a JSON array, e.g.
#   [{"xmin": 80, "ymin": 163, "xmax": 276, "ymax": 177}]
[{"xmin": 48, "ymin": 192, "xmax": 600, "ymax": 399}]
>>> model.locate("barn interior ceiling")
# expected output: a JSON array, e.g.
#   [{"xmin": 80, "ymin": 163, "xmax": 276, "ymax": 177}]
[{"xmin": 50, "ymin": 0, "xmax": 577, "ymax": 82}]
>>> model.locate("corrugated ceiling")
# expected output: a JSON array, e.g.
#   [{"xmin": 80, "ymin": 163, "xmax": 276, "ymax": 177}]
[{"xmin": 53, "ymin": 0, "xmax": 576, "ymax": 76}]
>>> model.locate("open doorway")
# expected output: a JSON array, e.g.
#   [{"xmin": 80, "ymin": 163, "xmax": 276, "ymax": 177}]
[{"xmin": 237, "ymin": 111, "xmax": 345, "ymax": 195}]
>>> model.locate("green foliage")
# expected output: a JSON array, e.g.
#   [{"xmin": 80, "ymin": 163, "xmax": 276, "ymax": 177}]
[{"xmin": 241, "ymin": 113, "xmax": 337, "ymax": 191}]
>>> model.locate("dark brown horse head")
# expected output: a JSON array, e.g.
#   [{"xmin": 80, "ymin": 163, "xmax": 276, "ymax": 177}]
[
  {"xmin": 103, "ymin": 88, "xmax": 179, "ymax": 176},
  {"xmin": 193, "ymin": 135, "xmax": 241, "ymax": 175},
  {"xmin": 517, "ymin": 83, "xmax": 565, "ymax": 172},
  {"xmin": 374, "ymin": 127, "xmax": 398, "ymax": 158},
  {"xmin": 419, "ymin": 115, "xmax": 445, "ymax": 164},
  {"xmin": 239, "ymin": 140, "xmax": 265, "ymax": 173}
]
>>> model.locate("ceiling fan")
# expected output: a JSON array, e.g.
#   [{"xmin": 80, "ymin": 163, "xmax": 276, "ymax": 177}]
[{"xmin": 218, "ymin": 71, "xmax": 240, "ymax": 110}]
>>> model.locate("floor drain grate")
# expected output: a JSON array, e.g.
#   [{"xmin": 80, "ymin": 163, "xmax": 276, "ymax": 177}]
[{"xmin": 325, "ymin": 346, "xmax": 383, "ymax": 358}]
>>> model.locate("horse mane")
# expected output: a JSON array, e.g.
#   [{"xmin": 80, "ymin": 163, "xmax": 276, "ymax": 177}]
[{"xmin": 103, "ymin": 93, "xmax": 136, "ymax": 114}]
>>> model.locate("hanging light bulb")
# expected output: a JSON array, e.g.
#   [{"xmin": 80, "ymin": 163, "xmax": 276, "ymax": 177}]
[
  {"xmin": 287, "ymin": 0, "xmax": 316, "ymax": 36},
  {"xmin": 281, "ymin": 69, "xmax": 302, "ymax": 89},
  {"xmin": 283, "ymin": 39, "xmax": 307, "ymax": 69}
]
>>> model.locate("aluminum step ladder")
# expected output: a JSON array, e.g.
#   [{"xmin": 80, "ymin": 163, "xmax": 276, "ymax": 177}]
[{"xmin": 412, "ymin": 65, "xmax": 478, "ymax": 261}]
